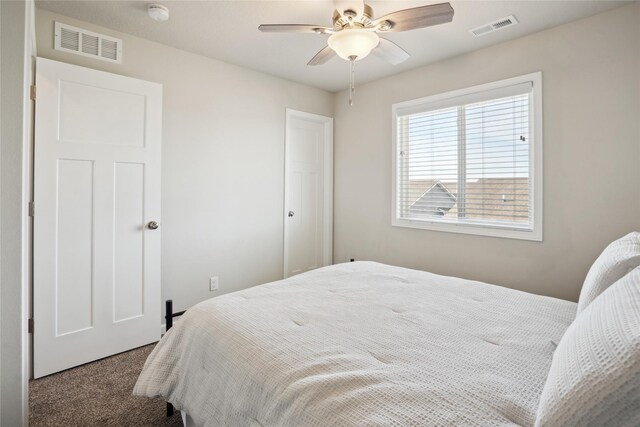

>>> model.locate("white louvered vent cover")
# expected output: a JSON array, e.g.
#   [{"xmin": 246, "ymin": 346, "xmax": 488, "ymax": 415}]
[
  {"xmin": 469, "ymin": 15, "xmax": 518, "ymax": 37},
  {"xmin": 54, "ymin": 22, "xmax": 122, "ymax": 63}
]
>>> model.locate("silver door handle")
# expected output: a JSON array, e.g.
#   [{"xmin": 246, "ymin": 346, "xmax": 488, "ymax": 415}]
[
  {"xmin": 148, "ymin": 221, "xmax": 159, "ymax": 230},
  {"xmin": 288, "ymin": 211, "xmax": 294, "ymax": 217}
]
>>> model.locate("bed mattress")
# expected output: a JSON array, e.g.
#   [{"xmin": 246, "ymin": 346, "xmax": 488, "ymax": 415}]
[{"xmin": 134, "ymin": 261, "xmax": 576, "ymax": 426}]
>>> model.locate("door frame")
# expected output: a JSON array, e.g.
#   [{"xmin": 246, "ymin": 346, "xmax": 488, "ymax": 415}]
[
  {"xmin": 283, "ymin": 109, "xmax": 333, "ymax": 279},
  {"xmin": 1, "ymin": 0, "xmax": 35, "ymax": 423}
]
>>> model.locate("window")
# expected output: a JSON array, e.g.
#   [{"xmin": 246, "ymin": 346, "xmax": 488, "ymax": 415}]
[{"xmin": 392, "ymin": 73, "xmax": 542, "ymax": 241}]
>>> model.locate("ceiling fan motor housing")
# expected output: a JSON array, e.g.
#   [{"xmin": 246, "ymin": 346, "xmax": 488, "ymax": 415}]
[{"xmin": 333, "ymin": 4, "xmax": 374, "ymax": 31}]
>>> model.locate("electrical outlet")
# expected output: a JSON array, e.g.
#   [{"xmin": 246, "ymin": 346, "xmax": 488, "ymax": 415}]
[{"xmin": 209, "ymin": 276, "xmax": 219, "ymax": 292}]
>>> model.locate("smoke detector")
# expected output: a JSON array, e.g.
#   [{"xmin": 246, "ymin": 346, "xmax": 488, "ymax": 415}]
[{"xmin": 148, "ymin": 4, "xmax": 169, "ymax": 22}]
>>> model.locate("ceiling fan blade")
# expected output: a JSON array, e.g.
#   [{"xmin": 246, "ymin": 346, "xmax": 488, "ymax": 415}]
[
  {"xmin": 373, "ymin": 38, "xmax": 410, "ymax": 65},
  {"xmin": 307, "ymin": 46, "xmax": 336, "ymax": 66},
  {"xmin": 258, "ymin": 24, "xmax": 333, "ymax": 34},
  {"xmin": 373, "ymin": 3, "xmax": 454, "ymax": 32},
  {"xmin": 334, "ymin": 0, "xmax": 365, "ymax": 19}
]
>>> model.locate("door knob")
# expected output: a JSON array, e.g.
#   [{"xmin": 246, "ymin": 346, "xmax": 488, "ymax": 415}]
[
  {"xmin": 147, "ymin": 221, "xmax": 159, "ymax": 230},
  {"xmin": 288, "ymin": 211, "xmax": 295, "ymax": 217}
]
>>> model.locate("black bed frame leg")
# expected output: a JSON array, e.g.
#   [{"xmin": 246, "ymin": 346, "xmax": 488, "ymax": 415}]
[
  {"xmin": 166, "ymin": 299, "xmax": 175, "ymax": 417},
  {"xmin": 166, "ymin": 299, "xmax": 173, "ymax": 331},
  {"xmin": 163, "ymin": 299, "xmax": 187, "ymax": 418}
]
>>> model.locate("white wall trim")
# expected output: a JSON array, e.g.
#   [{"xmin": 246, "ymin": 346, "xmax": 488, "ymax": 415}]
[{"xmin": 283, "ymin": 109, "xmax": 334, "ymax": 278}]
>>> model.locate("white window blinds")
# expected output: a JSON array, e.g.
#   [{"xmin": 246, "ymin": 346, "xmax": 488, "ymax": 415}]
[{"xmin": 393, "ymin": 75, "xmax": 542, "ymax": 240}]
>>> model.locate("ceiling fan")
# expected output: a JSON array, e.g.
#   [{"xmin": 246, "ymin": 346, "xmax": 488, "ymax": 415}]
[{"xmin": 259, "ymin": 1, "xmax": 455, "ymax": 105}]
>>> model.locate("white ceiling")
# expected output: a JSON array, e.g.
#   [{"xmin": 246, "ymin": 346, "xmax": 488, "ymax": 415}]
[{"xmin": 35, "ymin": 0, "xmax": 629, "ymax": 92}]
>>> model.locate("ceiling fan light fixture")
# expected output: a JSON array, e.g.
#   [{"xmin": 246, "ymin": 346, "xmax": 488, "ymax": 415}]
[{"xmin": 328, "ymin": 29, "xmax": 380, "ymax": 61}]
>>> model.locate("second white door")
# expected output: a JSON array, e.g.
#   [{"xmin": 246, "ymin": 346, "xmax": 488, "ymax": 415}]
[{"xmin": 284, "ymin": 109, "xmax": 333, "ymax": 278}]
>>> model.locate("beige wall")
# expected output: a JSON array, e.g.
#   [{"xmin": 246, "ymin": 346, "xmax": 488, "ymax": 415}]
[
  {"xmin": 34, "ymin": 3, "xmax": 640, "ymax": 310},
  {"xmin": 333, "ymin": 3, "xmax": 640, "ymax": 302},
  {"xmin": 35, "ymin": 8, "xmax": 334, "ymax": 319}
]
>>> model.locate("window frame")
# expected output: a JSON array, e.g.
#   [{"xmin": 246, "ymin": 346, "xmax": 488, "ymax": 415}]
[{"xmin": 391, "ymin": 72, "xmax": 543, "ymax": 241}]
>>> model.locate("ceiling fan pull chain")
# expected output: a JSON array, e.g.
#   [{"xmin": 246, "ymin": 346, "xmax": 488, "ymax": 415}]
[{"xmin": 349, "ymin": 56, "xmax": 356, "ymax": 106}]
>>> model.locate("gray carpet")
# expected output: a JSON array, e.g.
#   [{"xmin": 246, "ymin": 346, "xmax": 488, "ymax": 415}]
[{"xmin": 29, "ymin": 344, "xmax": 182, "ymax": 426}]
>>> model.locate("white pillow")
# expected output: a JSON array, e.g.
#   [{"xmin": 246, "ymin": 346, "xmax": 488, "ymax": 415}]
[
  {"xmin": 535, "ymin": 267, "xmax": 640, "ymax": 426},
  {"xmin": 577, "ymin": 231, "xmax": 640, "ymax": 313}
]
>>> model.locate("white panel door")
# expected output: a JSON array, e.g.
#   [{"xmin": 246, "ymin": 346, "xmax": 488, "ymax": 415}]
[
  {"xmin": 33, "ymin": 58, "xmax": 162, "ymax": 378},
  {"xmin": 284, "ymin": 109, "xmax": 333, "ymax": 278}
]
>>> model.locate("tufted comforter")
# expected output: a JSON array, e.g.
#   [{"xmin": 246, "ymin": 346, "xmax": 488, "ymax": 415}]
[{"xmin": 134, "ymin": 261, "xmax": 576, "ymax": 426}]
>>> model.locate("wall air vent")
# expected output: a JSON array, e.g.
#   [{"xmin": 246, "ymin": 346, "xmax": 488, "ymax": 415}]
[
  {"xmin": 54, "ymin": 22, "xmax": 122, "ymax": 63},
  {"xmin": 469, "ymin": 15, "xmax": 519, "ymax": 37}
]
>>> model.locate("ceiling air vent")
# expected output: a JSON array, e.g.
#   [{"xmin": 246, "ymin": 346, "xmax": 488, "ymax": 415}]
[
  {"xmin": 469, "ymin": 15, "xmax": 518, "ymax": 37},
  {"xmin": 54, "ymin": 22, "xmax": 122, "ymax": 63}
]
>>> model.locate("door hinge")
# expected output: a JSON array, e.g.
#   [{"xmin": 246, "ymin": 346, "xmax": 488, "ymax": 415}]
[
  {"xmin": 30, "ymin": 85, "xmax": 36, "ymax": 101},
  {"xmin": 28, "ymin": 201, "xmax": 34, "ymax": 217},
  {"xmin": 28, "ymin": 318, "xmax": 34, "ymax": 334}
]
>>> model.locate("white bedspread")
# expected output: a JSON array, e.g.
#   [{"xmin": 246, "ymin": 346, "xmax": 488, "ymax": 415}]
[{"xmin": 134, "ymin": 262, "xmax": 576, "ymax": 426}]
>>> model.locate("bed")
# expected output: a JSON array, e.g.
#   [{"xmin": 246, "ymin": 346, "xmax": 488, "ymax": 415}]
[{"xmin": 134, "ymin": 261, "xmax": 578, "ymax": 426}]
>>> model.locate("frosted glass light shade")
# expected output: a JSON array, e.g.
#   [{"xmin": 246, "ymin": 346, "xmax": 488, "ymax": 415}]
[{"xmin": 328, "ymin": 29, "xmax": 380, "ymax": 61}]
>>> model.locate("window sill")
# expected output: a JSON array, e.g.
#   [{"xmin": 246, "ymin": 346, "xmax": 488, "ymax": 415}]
[{"xmin": 392, "ymin": 218, "xmax": 542, "ymax": 241}]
